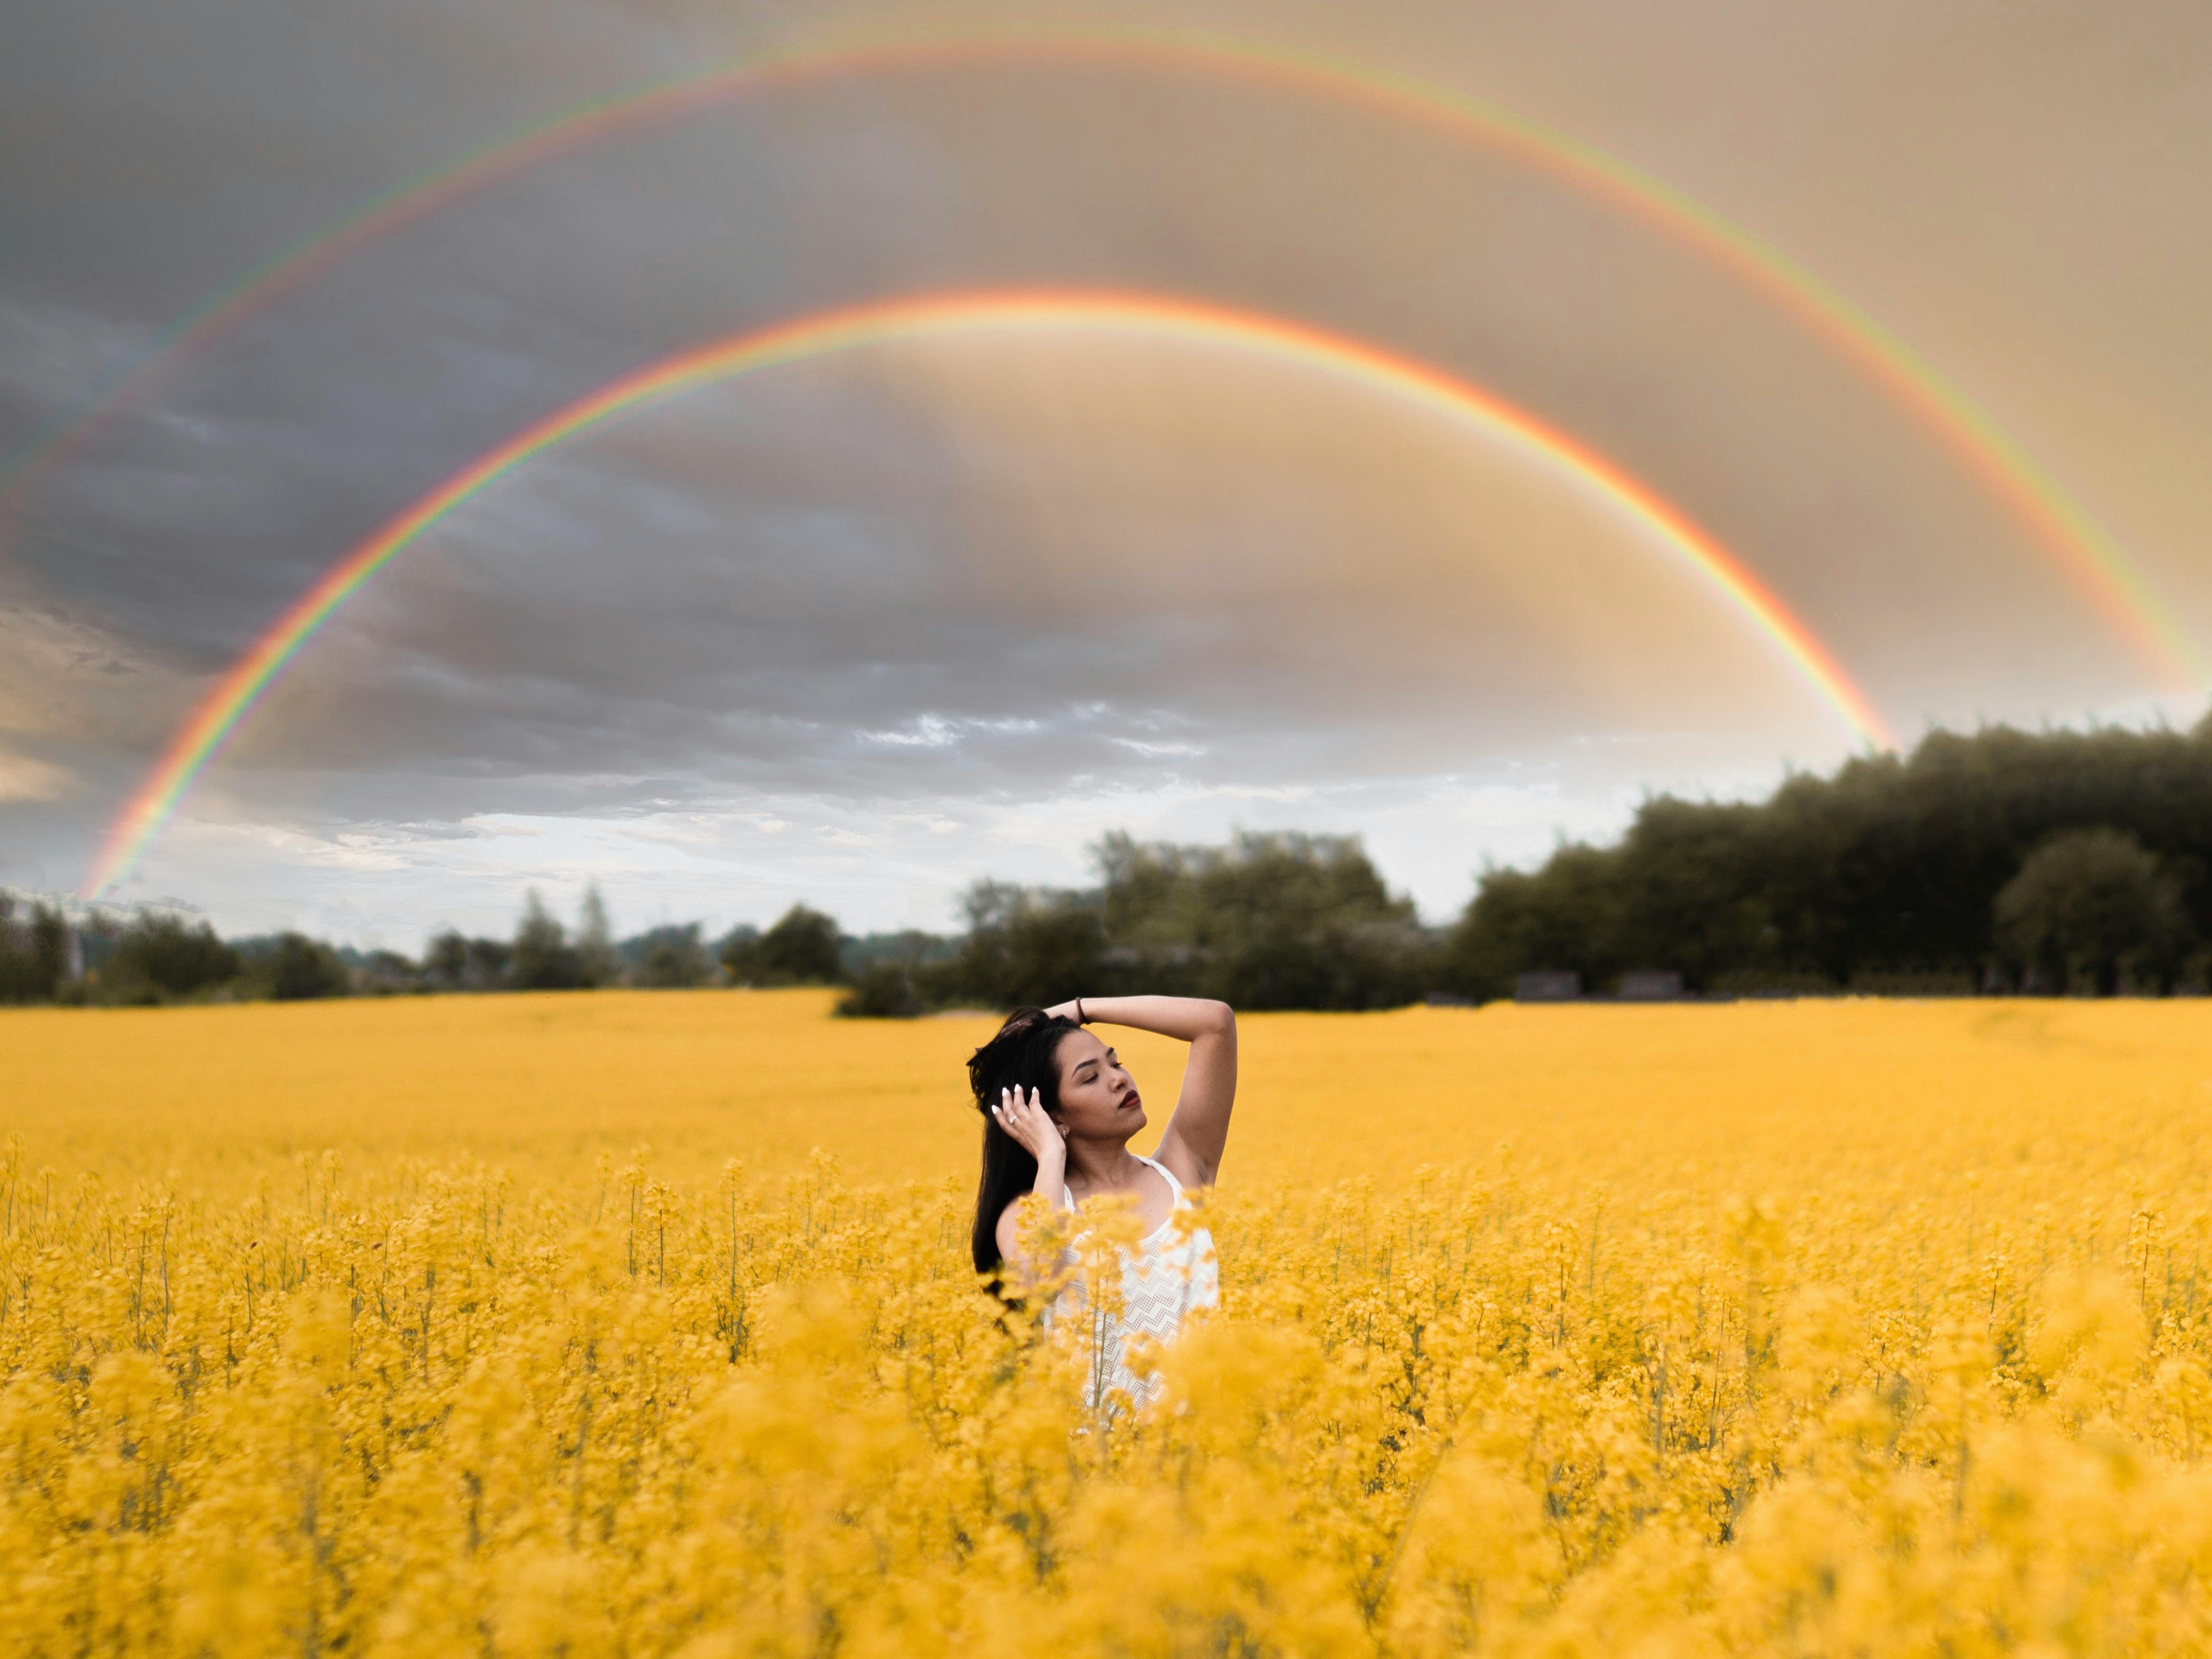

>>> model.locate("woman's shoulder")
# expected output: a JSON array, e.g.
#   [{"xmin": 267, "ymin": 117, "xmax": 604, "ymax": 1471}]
[
  {"xmin": 994, "ymin": 1191, "xmax": 1046, "ymax": 1260},
  {"xmin": 1146, "ymin": 1138, "xmax": 1216, "ymax": 1195},
  {"xmin": 1133, "ymin": 1151, "xmax": 1185, "ymax": 1199}
]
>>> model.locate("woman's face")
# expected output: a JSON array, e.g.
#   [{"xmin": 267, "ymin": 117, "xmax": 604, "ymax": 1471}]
[{"xmin": 1051, "ymin": 1029, "xmax": 1145, "ymax": 1141}]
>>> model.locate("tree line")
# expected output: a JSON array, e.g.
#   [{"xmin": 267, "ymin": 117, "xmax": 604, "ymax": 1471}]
[
  {"xmin": 0, "ymin": 828, "xmax": 1425, "ymax": 1012},
  {"xmin": 1445, "ymin": 715, "xmax": 2212, "ymax": 998},
  {"xmin": 7, "ymin": 714, "xmax": 2210, "ymax": 1012}
]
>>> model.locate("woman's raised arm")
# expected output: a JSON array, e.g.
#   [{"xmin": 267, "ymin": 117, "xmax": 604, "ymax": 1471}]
[{"xmin": 1045, "ymin": 995, "xmax": 1237, "ymax": 1189}]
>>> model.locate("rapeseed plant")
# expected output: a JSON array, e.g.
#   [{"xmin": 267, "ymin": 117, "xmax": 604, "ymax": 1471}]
[{"xmin": 6, "ymin": 992, "xmax": 2212, "ymax": 1654}]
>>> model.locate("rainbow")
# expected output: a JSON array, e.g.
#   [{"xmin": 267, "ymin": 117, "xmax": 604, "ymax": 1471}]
[
  {"xmin": 4, "ymin": 26, "xmax": 2196, "ymax": 689},
  {"xmin": 81, "ymin": 290, "xmax": 1892, "ymax": 899}
]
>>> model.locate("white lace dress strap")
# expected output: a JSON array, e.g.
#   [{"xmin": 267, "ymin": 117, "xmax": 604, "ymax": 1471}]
[{"xmin": 1134, "ymin": 1153, "xmax": 1185, "ymax": 1206}]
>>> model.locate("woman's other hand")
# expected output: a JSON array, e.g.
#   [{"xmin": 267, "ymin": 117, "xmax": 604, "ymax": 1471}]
[{"xmin": 992, "ymin": 1086, "xmax": 1065, "ymax": 1167}]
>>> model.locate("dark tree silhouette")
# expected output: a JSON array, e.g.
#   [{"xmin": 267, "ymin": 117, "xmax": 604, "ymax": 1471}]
[
  {"xmin": 837, "ymin": 962, "xmax": 926, "ymax": 1019},
  {"xmin": 509, "ymin": 890, "xmax": 583, "ymax": 990},
  {"xmin": 576, "ymin": 885, "xmax": 619, "ymax": 988},
  {"xmin": 1993, "ymin": 829, "xmax": 2192, "ymax": 995},
  {"xmin": 102, "ymin": 914, "xmax": 240, "ymax": 1001},
  {"xmin": 261, "ymin": 933, "xmax": 351, "ymax": 1000},
  {"xmin": 723, "ymin": 904, "xmax": 845, "ymax": 986},
  {"xmin": 1447, "ymin": 716, "xmax": 2212, "ymax": 997},
  {"xmin": 631, "ymin": 924, "xmax": 710, "ymax": 988},
  {"xmin": 0, "ymin": 898, "xmax": 68, "ymax": 1001}
]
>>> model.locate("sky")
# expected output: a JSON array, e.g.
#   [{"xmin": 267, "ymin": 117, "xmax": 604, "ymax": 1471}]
[{"xmin": 3, "ymin": 0, "xmax": 2209, "ymax": 947}]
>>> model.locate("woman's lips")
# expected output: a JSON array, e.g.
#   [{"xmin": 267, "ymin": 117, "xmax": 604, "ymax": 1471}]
[{"xmin": 1123, "ymin": 1091, "xmax": 1143, "ymax": 1112}]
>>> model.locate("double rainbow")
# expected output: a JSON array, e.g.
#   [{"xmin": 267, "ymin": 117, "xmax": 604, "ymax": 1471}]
[
  {"xmin": 7, "ymin": 25, "xmax": 2196, "ymax": 686},
  {"xmin": 79, "ymin": 290, "xmax": 1893, "ymax": 899}
]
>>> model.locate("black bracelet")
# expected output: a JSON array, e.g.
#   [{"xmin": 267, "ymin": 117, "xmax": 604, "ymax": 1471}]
[{"xmin": 1075, "ymin": 997, "xmax": 1089, "ymax": 1025}]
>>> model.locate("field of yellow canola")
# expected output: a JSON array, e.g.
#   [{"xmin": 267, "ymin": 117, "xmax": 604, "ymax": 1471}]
[{"xmin": 6, "ymin": 989, "xmax": 2212, "ymax": 1655}]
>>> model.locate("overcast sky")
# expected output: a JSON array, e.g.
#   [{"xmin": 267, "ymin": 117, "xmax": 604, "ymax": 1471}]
[{"xmin": 4, "ymin": 0, "xmax": 2208, "ymax": 946}]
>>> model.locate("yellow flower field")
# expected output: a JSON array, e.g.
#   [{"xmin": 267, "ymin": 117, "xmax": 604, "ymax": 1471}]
[{"xmin": 6, "ymin": 990, "xmax": 2212, "ymax": 1655}]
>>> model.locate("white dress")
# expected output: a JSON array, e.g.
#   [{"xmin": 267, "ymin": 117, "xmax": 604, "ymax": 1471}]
[{"xmin": 1057, "ymin": 1153, "xmax": 1219, "ymax": 1409}]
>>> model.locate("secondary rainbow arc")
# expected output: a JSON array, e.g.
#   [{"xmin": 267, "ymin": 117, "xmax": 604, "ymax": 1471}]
[
  {"xmin": 3, "ymin": 25, "xmax": 2194, "ymax": 689},
  {"xmin": 79, "ymin": 290, "xmax": 1894, "ymax": 899}
]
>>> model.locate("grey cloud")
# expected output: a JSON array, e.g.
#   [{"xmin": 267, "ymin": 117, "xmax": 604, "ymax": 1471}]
[{"xmin": 4, "ymin": 0, "xmax": 2208, "ymax": 933}]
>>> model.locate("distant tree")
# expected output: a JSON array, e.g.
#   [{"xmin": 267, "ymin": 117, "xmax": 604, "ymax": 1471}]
[
  {"xmin": 357, "ymin": 949, "xmax": 420, "ymax": 994},
  {"xmin": 761, "ymin": 905, "xmax": 845, "ymax": 984},
  {"xmin": 839, "ymin": 929, "xmax": 956, "ymax": 981},
  {"xmin": 723, "ymin": 905, "xmax": 844, "ymax": 986},
  {"xmin": 714, "ymin": 924, "xmax": 759, "ymax": 977},
  {"xmin": 261, "ymin": 933, "xmax": 352, "ymax": 1000},
  {"xmin": 102, "ymin": 913, "xmax": 238, "ymax": 1002},
  {"xmin": 0, "ymin": 899, "xmax": 34, "ymax": 1001},
  {"xmin": 1447, "ymin": 718, "xmax": 2212, "ymax": 995},
  {"xmin": 0, "ymin": 897, "xmax": 69, "ymax": 1002},
  {"xmin": 1994, "ymin": 828, "xmax": 2192, "ymax": 995},
  {"xmin": 1446, "ymin": 846, "xmax": 1629, "ymax": 1001},
  {"xmin": 913, "ymin": 833, "xmax": 1433, "ymax": 1013},
  {"xmin": 424, "ymin": 930, "xmax": 470, "ymax": 990},
  {"xmin": 510, "ymin": 890, "xmax": 582, "ymax": 990},
  {"xmin": 1098, "ymin": 831, "xmax": 1430, "ymax": 1010},
  {"xmin": 465, "ymin": 936, "xmax": 512, "ymax": 989},
  {"xmin": 28, "ymin": 903, "xmax": 68, "ymax": 998},
  {"xmin": 836, "ymin": 961, "xmax": 925, "ymax": 1019},
  {"xmin": 632, "ymin": 923, "xmax": 709, "ymax": 988},
  {"xmin": 576, "ymin": 885, "xmax": 620, "ymax": 988},
  {"xmin": 75, "ymin": 913, "xmax": 122, "ymax": 980},
  {"xmin": 1218, "ymin": 913, "xmax": 1433, "ymax": 1011},
  {"xmin": 946, "ymin": 881, "xmax": 1108, "ymax": 1010},
  {"xmin": 1191, "ymin": 833, "xmax": 1429, "ymax": 1011}
]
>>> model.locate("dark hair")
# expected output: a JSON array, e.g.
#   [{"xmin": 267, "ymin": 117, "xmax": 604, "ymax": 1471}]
[{"xmin": 967, "ymin": 1006, "xmax": 1083, "ymax": 1277}]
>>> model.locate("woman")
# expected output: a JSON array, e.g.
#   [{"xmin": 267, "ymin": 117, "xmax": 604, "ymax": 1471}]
[{"xmin": 967, "ymin": 995, "xmax": 1236, "ymax": 1405}]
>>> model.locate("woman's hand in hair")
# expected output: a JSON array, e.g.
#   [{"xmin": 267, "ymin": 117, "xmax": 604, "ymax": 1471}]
[{"xmin": 992, "ymin": 1086, "xmax": 1065, "ymax": 1170}]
